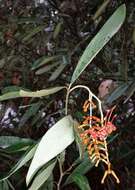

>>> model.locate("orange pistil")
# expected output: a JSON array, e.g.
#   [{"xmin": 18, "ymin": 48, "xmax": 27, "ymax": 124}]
[
  {"xmin": 83, "ymin": 99, "xmax": 96, "ymax": 112},
  {"xmin": 82, "ymin": 116, "xmax": 101, "ymax": 125},
  {"xmin": 101, "ymin": 163, "xmax": 120, "ymax": 184}
]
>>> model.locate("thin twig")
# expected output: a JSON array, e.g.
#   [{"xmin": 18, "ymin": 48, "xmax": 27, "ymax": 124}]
[
  {"xmin": 57, "ymin": 157, "xmax": 64, "ymax": 190},
  {"xmin": 67, "ymin": 85, "xmax": 104, "ymax": 124}
]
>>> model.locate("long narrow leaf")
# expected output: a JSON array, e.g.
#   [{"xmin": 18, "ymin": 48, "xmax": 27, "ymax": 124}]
[
  {"xmin": 19, "ymin": 86, "xmax": 66, "ymax": 97},
  {"xmin": 5, "ymin": 142, "xmax": 34, "ymax": 153},
  {"xmin": 0, "ymin": 86, "xmax": 66, "ymax": 101},
  {"xmin": 65, "ymin": 153, "xmax": 94, "ymax": 185},
  {"xmin": 28, "ymin": 160, "xmax": 56, "ymax": 190},
  {"xmin": 22, "ymin": 26, "xmax": 45, "ymax": 42},
  {"xmin": 72, "ymin": 174, "xmax": 91, "ymax": 190},
  {"xmin": 71, "ymin": 4, "xmax": 126, "ymax": 84},
  {"xmin": 106, "ymin": 83, "xmax": 129, "ymax": 104},
  {"xmin": 49, "ymin": 63, "xmax": 66, "ymax": 81},
  {"xmin": 53, "ymin": 22, "xmax": 63, "ymax": 39},
  {"xmin": 19, "ymin": 102, "xmax": 42, "ymax": 127},
  {"xmin": 31, "ymin": 55, "xmax": 60, "ymax": 71},
  {"xmin": 39, "ymin": 175, "xmax": 53, "ymax": 190},
  {"xmin": 0, "ymin": 144, "xmax": 38, "ymax": 181},
  {"xmin": 26, "ymin": 115, "xmax": 74, "ymax": 185},
  {"xmin": 0, "ymin": 136, "xmax": 34, "ymax": 148},
  {"xmin": 35, "ymin": 62, "xmax": 59, "ymax": 75}
]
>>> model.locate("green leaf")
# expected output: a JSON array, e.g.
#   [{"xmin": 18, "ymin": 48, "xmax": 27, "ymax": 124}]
[
  {"xmin": 124, "ymin": 81, "xmax": 135, "ymax": 103},
  {"xmin": 16, "ymin": 17, "xmax": 40, "ymax": 24},
  {"xmin": 0, "ymin": 86, "xmax": 65, "ymax": 101},
  {"xmin": 106, "ymin": 83, "xmax": 129, "ymax": 104},
  {"xmin": 5, "ymin": 142, "xmax": 34, "ymax": 153},
  {"xmin": 26, "ymin": 115, "xmax": 74, "ymax": 185},
  {"xmin": 39, "ymin": 174, "xmax": 53, "ymax": 190},
  {"xmin": 73, "ymin": 120, "xmax": 84, "ymax": 159},
  {"xmin": 108, "ymin": 134, "xmax": 119, "ymax": 145},
  {"xmin": 48, "ymin": 63, "xmax": 66, "ymax": 81},
  {"xmin": 0, "ymin": 91, "xmax": 20, "ymax": 101},
  {"xmin": 71, "ymin": 4, "xmax": 126, "ymax": 84},
  {"xmin": 0, "ymin": 180, "xmax": 9, "ymax": 190},
  {"xmin": 22, "ymin": 25, "xmax": 45, "ymax": 42},
  {"xmin": 65, "ymin": 153, "xmax": 94, "ymax": 185},
  {"xmin": 19, "ymin": 102, "xmax": 42, "ymax": 127},
  {"xmin": 35, "ymin": 62, "xmax": 59, "ymax": 75},
  {"xmin": 19, "ymin": 87, "xmax": 66, "ymax": 97},
  {"xmin": 72, "ymin": 174, "xmax": 91, "ymax": 190},
  {"xmin": 31, "ymin": 55, "xmax": 61, "ymax": 70},
  {"xmin": 31, "ymin": 108, "xmax": 44, "ymax": 126},
  {"xmin": 31, "ymin": 56, "xmax": 46, "ymax": 70},
  {"xmin": 0, "ymin": 144, "xmax": 38, "ymax": 181},
  {"xmin": 1, "ymin": 86, "xmax": 26, "ymax": 94},
  {"xmin": 6, "ymin": 179, "xmax": 15, "ymax": 190},
  {"xmin": 93, "ymin": 0, "xmax": 110, "ymax": 20},
  {"xmin": 53, "ymin": 22, "xmax": 63, "ymax": 39},
  {"xmin": 0, "ymin": 136, "xmax": 34, "ymax": 149},
  {"xmin": 28, "ymin": 160, "xmax": 56, "ymax": 190}
]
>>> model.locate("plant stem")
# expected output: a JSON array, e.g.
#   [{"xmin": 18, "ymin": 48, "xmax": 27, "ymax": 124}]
[
  {"xmin": 65, "ymin": 84, "xmax": 72, "ymax": 115},
  {"xmin": 57, "ymin": 157, "xmax": 77, "ymax": 190},
  {"xmin": 66, "ymin": 84, "xmax": 104, "ymax": 124},
  {"xmin": 57, "ymin": 158, "xmax": 64, "ymax": 190}
]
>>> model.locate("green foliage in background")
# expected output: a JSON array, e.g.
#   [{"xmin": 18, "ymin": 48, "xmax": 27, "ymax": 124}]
[{"xmin": 0, "ymin": 1, "xmax": 134, "ymax": 190}]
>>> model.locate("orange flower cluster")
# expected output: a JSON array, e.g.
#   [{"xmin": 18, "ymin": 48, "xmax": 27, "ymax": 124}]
[
  {"xmin": 81, "ymin": 116, "xmax": 116, "ymax": 141},
  {"xmin": 78, "ymin": 100, "xmax": 120, "ymax": 184},
  {"xmin": 83, "ymin": 99, "xmax": 96, "ymax": 112}
]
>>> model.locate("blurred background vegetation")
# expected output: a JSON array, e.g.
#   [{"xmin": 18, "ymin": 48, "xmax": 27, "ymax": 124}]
[{"xmin": 0, "ymin": 0, "xmax": 134, "ymax": 189}]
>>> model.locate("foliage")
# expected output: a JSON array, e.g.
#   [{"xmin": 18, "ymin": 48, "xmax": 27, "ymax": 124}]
[{"xmin": 0, "ymin": 1, "xmax": 135, "ymax": 190}]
